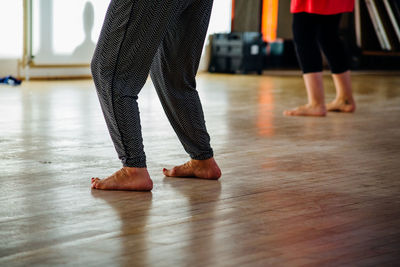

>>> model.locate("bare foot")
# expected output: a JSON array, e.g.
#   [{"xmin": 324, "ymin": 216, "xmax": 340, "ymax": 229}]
[
  {"xmin": 163, "ymin": 158, "xmax": 221, "ymax": 180},
  {"xmin": 327, "ymin": 99, "xmax": 356, "ymax": 113},
  {"xmin": 91, "ymin": 167, "xmax": 153, "ymax": 191},
  {"xmin": 284, "ymin": 104, "xmax": 327, "ymax": 117}
]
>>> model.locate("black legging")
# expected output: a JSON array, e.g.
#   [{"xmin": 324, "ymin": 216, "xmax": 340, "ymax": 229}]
[{"xmin": 292, "ymin": 12, "xmax": 350, "ymax": 74}]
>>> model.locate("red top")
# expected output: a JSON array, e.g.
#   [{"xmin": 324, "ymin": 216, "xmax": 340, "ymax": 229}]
[{"xmin": 291, "ymin": 0, "xmax": 354, "ymax": 15}]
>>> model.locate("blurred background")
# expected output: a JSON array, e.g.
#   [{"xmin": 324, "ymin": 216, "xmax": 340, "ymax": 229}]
[{"xmin": 1, "ymin": 0, "xmax": 399, "ymax": 80}]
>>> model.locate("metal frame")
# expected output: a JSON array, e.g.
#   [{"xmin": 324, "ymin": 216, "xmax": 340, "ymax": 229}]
[{"xmin": 22, "ymin": 0, "xmax": 90, "ymax": 80}]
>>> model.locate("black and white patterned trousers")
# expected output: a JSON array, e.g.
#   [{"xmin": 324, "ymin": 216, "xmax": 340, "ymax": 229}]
[{"xmin": 91, "ymin": 0, "xmax": 214, "ymax": 167}]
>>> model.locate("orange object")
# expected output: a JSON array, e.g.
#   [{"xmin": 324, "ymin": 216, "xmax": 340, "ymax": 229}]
[
  {"xmin": 231, "ymin": 0, "xmax": 235, "ymax": 31},
  {"xmin": 261, "ymin": 0, "xmax": 279, "ymax": 42}
]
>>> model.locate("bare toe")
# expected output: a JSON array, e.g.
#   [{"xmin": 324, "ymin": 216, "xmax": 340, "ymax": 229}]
[
  {"xmin": 91, "ymin": 179, "xmax": 99, "ymax": 189},
  {"xmin": 283, "ymin": 110, "xmax": 295, "ymax": 116},
  {"xmin": 163, "ymin": 168, "xmax": 176, "ymax": 177}
]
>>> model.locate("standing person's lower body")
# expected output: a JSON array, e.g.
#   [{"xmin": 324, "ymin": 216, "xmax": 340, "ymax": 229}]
[
  {"xmin": 90, "ymin": 0, "xmax": 221, "ymax": 191},
  {"xmin": 284, "ymin": 12, "xmax": 356, "ymax": 117}
]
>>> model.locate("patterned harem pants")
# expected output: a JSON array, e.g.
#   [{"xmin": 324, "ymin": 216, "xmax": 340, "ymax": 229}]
[{"xmin": 91, "ymin": 0, "xmax": 214, "ymax": 167}]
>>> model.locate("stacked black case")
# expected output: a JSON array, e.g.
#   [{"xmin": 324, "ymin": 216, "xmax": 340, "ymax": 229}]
[{"xmin": 208, "ymin": 32, "xmax": 264, "ymax": 74}]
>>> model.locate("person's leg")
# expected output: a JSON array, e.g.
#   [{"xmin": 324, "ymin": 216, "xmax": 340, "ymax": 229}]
[
  {"xmin": 284, "ymin": 13, "xmax": 326, "ymax": 116},
  {"xmin": 329, "ymin": 71, "xmax": 356, "ymax": 112},
  {"xmin": 317, "ymin": 14, "xmax": 356, "ymax": 112},
  {"xmin": 90, "ymin": 0, "xmax": 183, "ymax": 190},
  {"xmin": 150, "ymin": 0, "xmax": 221, "ymax": 179},
  {"xmin": 284, "ymin": 72, "xmax": 326, "ymax": 116}
]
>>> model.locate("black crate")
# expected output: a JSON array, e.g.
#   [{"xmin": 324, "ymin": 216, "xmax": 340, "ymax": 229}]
[{"xmin": 209, "ymin": 32, "xmax": 264, "ymax": 74}]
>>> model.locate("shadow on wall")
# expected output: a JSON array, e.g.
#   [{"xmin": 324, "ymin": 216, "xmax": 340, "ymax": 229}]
[
  {"xmin": 35, "ymin": 1, "xmax": 96, "ymax": 64},
  {"xmin": 72, "ymin": 2, "xmax": 96, "ymax": 62}
]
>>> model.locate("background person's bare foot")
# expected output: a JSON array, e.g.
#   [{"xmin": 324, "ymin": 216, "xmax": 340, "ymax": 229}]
[
  {"xmin": 284, "ymin": 104, "xmax": 327, "ymax": 117},
  {"xmin": 163, "ymin": 158, "xmax": 221, "ymax": 179},
  {"xmin": 327, "ymin": 99, "xmax": 356, "ymax": 113},
  {"xmin": 91, "ymin": 167, "xmax": 153, "ymax": 191}
]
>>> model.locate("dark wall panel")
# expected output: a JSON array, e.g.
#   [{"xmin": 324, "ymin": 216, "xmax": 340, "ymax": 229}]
[
  {"xmin": 233, "ymin": 0, "xmax": 262, "ymax": 32},
  {"xmin": 277, "ymin": 0, "xmax": 293, "ymax": 39}
]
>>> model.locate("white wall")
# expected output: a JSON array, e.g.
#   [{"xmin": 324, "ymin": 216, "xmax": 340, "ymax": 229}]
[
  {"xmin": 0, "ymin": 0, "xmax": 23, "ymax": 77},
  {"xmin": 0, "ymin": 0, "xmax": 231, "ymax": 78},
  {"xmin": 32, "ymin": 0, "xmax": 109, "ymax": 65}
]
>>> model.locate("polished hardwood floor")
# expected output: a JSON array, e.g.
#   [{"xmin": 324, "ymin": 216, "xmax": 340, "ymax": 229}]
[{"xmin": 1, "ymin": 72, "xmax": 399, "ymax": 266}]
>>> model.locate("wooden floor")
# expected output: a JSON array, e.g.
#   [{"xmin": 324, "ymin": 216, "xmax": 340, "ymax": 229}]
[{"xmin": 1, "ymin": 72, "xmax": 400, "ymax": 266}]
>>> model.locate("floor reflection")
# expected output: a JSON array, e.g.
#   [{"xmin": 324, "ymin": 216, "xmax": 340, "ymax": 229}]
[
  {"xmin": 161, "ymin": 178, "xmax": 221, "ymax": 264},
  {"xmin": 90, "ymin": 190, "xmax": 153, "ymax": 267},
  {"xmin": 257, "ymin": 79, "xmax": 275, "ymax": 137}
]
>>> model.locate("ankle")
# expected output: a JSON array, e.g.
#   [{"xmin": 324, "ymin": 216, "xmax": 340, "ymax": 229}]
[
  {"xmin": 192, "ymin": 157, "xmax": 216, "ymax": 166},
  {"xmin": 337, "ymin": 96, "xmax": 354, "ymax": 103},
  {"xmin": 308, "ymin": 102, "xmax": 326, "ymax": 109},
  {"xmin": 123, "ymin": 167, "xmax": 147, "ymax": 175}
]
